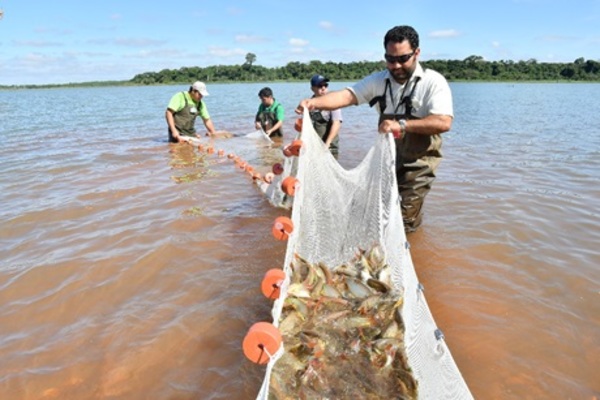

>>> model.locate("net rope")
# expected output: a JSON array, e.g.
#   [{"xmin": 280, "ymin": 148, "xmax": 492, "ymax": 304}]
[{"xmin": 255, "ymin": 109, "xmax": 473, "ymax": 399}]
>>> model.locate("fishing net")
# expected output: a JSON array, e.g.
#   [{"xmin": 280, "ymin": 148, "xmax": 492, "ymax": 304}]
[{"xmin": 254, "ymin": 109, "xmax": 473, "ymax": 399}]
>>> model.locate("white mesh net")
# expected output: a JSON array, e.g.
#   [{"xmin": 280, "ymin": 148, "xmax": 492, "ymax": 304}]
[{"xmin": 255, "ymin": 109, "xmax": 473, "ymax": 399}]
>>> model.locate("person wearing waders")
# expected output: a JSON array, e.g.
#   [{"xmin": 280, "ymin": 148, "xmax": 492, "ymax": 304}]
[
  {"xmin": 295, "ymin": 25, "xmax": 453, "ymax": 233},
  {"xmin": 166, "ymin": 81, "xmax": 216, "ymax": 143},
  {"xmin": 255, "ymin": 87, "xmax": 285, "ymax": 139},
  {"xmin": 308, "ymin": 74, "xmax": 343, "ymax": 158}
]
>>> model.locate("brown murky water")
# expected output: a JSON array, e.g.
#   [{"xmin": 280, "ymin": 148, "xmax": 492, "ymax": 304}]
[{"xmin": 1, "ymin": 83, "xmax": 599, "ymax": 399}]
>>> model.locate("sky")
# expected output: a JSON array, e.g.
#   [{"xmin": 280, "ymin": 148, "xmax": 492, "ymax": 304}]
[{"xmin": 0, "ymin": 0, "xmax": 599, "ymax": 85}]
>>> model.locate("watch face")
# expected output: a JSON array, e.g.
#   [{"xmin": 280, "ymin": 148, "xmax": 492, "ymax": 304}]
[{"xmin": 399, "ymin": 119, "xmax": 407, "ymax": 135}]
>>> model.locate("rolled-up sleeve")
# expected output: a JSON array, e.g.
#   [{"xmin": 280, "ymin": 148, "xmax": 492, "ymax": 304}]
[{"xmin": 349, "ymin": 70, "xmax": 388, "ymax": 106}]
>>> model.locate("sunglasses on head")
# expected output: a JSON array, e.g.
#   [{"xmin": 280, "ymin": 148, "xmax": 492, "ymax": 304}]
[{"xmin": 384, "ymin": 52, "xmax": 415, "ymax": 64}]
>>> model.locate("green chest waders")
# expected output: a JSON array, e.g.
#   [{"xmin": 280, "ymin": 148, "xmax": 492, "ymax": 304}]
[
  {"xmin": 169, "ymin": 93, "xmax": 200, "ymax": 142},
  {"xmin": 370, "ymin": 77, "xmax": 442, "ymax": 232},
  {"xmin": 257, "ymin": 107, "xmax": 283, "ymax": 138},
  {"xmin": 310, "ymin": 110, "xmax": 339, "ymax": 156}
]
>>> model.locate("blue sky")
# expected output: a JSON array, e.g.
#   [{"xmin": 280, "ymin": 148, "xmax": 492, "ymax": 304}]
[{"xmin": 0, "ymin": 0, "xmax": 598, "ymax": 85}]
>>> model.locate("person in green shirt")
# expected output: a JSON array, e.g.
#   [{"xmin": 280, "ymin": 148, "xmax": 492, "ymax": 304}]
[
  {"xmin": 166, "ymin": 81, "xmax": 216, "ymax": 143},
  {"xmin": 255, "ymin": 87, "xmax": 284, "ymax": 138}
]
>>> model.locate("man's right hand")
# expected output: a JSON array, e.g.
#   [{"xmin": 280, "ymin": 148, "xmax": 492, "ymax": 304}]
[
  {"xmin": 295, "ymin": 99, "xmax": 313, "ymax": 114},
  {"xmin": 173, "ymin": 131, "xmax": 190, "ymax": 143}
]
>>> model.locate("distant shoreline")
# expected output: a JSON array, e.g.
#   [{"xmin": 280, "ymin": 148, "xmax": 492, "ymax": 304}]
[
  {"xmin": 2, "ymin": 57, "xmax": 599, "ymax": 89},
  {"xmin": 2, "ymin": 79, "xmax": 599, "ymax": 91}
]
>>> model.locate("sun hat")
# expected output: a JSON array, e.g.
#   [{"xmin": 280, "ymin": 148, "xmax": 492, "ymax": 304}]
[{"xmin": 191, "ymin": 81, "xmax": 209, "ymax": 96}]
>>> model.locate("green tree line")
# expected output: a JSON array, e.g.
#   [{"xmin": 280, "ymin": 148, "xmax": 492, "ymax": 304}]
[
  {"xmin": 130, "ymin": 55, "xmax": 600, "ymax": 85},
  {"xmin": 2, "ymin": 55, "xmax": 599, "ymax": 89}
]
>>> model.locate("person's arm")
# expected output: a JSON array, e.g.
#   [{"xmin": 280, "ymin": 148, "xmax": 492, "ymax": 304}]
[
  {"xmin": 266, "ymin": 119, "xmax": 283, "ymax": 136},
  {"xmin": 203, "ymin": 118, "xmax": 217, "ymax": 137},
  {"xmin": 296, "ymin": 88, "xmax": 357, "ymax": 113},
  {"xmin": 378, "ymin": 114, "xmax": 453, "ymax": 138},
  {"xmin": 166, "ymin": 108, "xmax": 189, "ymax": 143},
  {"xmin": 254, "ymin": 105, "xmax": 263, "ymax": 130},
  {"xmin": 324, "ymin": 119, "xmax": 342, "ymax": 148},
  {"xmin": 265, "ymin": 103, "xmax": 285, "ymax": 136}
]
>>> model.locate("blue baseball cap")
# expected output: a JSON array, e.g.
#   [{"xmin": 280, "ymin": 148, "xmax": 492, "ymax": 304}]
[{"xmin": 310, "ymin": 74, "xmax": 329, "ymax": 87}]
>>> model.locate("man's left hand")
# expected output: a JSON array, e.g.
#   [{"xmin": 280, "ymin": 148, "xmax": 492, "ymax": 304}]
[{"xmin": 379, "ymin": 120, "xmax": 399, "ymax": 134}]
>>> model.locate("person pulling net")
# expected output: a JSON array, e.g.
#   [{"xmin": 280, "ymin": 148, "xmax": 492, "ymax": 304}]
[{"xmin": 246, "ymin": 108, "xmax": 472, "ymax": 399}]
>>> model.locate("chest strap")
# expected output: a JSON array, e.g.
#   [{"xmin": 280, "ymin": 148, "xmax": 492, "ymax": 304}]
[{"xmin": 369, "ymin": 76, "xmax": 422, "ymax": 116}]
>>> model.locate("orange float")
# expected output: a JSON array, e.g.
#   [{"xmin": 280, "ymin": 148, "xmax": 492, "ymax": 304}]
[
  {"xmin": 261, "ymin": 268, "xmax": 286, "ymax": 299},
  {"xmin": 218, "ymin": 149, "xmax": 225, "ymax": 157},
  {"xmin": 294, "ymin": 118, "xmax": 303, "ymax": 132},
  {"xmin": 272, "ymin": 216, "xmax": 293, "ymax": 240},
  {"xmin": 282, "ymin": 146, "xmax": 293, "ymax": 157},
  {"xmin": 206, "ymin": 146, "xmax": 214, "ymax": 154},
  {"xmin": 198, "ymin": 144, "xmax": 205, "ymax": 151},
  {"xmin": 242, "ymin": 322, "xmax": 282, "ymax": 364},
  {"xmin": 252, "ymin": 172, "xmax": 262, "ymax": 181},
  {"xmin": 288, "ymin": 140, "xmax": 303, "ymax": 156},
  {"xmin": 227, "ymin": 153, "xmax": 235, "ymax": 159},
  {"xmin": 272, "ymin": 163, "xmax": 284, "ymax": 175},
  {"xmin": 281, "ymin": 176, "xmax": 299, "ymax": 196}
]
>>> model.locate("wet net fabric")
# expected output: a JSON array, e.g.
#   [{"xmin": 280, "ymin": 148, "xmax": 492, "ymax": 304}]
[{"xmin": 255, "ymin": 110, "xmax": 473, "ymax": 399}]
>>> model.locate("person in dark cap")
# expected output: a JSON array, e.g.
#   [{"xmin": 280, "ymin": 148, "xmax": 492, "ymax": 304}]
[
  {"xmin": 255, "ymin": 87, "xmax": 285, "ymax": 139},
  {"xmin": 308, "ymin": 75, "xmax": 343, "ymax": 157},
  {"xmin": 296, "ymin": 25, "xmax": 453, "ymax": 233},
  {"xmin": 166, "ymin": 81, "xmax": 216, "ymax": 143}
]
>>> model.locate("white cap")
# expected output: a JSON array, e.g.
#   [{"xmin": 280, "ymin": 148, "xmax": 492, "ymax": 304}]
[{"xmin": 191, "ymin": 81, "xmax": 209, "ymax": 96}]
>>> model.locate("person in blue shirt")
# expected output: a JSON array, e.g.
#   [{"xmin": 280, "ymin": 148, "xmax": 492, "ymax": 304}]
[{"xmin": 308, "ymin": 74, "xmax": 343, "ymax": 156}]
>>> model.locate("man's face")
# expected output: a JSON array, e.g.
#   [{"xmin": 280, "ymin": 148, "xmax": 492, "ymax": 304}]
[
  {"xmin": 311, "ymin": 82, "xmax": 329, "ymax": 97},
  {"xmin": 385, "ymin": 40, "xmax": 419, "ymax": 84},
  {"xmin": 191, "ymin": 89, "xmax": 202, "ymax": 102},
  {"xmin": 260, "ymin": 96, "xmax": 274, "ymax": 106}
]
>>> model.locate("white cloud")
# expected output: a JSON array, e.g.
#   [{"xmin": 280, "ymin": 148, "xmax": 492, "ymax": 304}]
[
  {"xmin": 22, "ymin": 52, "xmax": 54, "ymax": 64},
  {"xmin": 539, "ymin": 35, "xmax": 573, "ymax": 42},
  {"xmin": 428, "ymin": 29, "xmax": 460, "ymax": 39},
  {"xmin": 319, "ymin": 21, "xmax": 333, "ymax": 30},
  {"xmin": 235, "ymin": 35, "xmax": 267, "ymax": 44},
  {"xmin": 34, "ymin": 27, "xmax": 73, "ymax": 35},
  {"xmin": 289, "ymin": 38, "xmax": 309, "ymax": 47},
  {"xmin": 13, "ymin": 40, "xmax": 62, "ymax": 47},
  {"xmin": 207, "ymin": 46, "xmax": 247, "ymax": 57},
  {"xmin": 124, "ymin": 48, "xmax": 185, "ymax": 59},
  {"xmin": 114, "ymin": 38, "xmax": 167, "ymax": 47}
]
